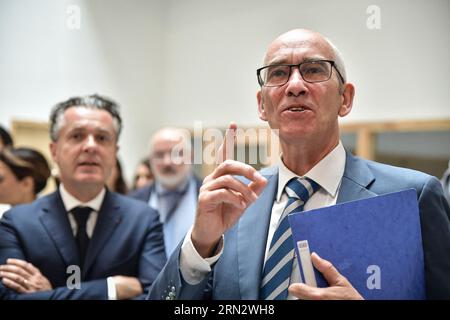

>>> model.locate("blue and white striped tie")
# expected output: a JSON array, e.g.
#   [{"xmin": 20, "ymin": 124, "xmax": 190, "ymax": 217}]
[{"xmin": 260, "ymin": 177, "xmax": 320, "ymax": 300}]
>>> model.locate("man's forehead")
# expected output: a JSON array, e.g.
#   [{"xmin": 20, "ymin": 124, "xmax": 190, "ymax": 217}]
[
  {"xmin": 153, "ymin": 137, "xmax": 183, "ymax": 150},
  {"xmin": 65, "ymin": 105, "xmax": 110, "ymax": 117},
  {"xmin": 153, "ymin": 130, "xmax": 187, "ymax": 145},
  {"xmin": 265, "ymin": 46, "xmax": 328, "ymax": 65},
  {"xmin": 68, "ymin": 121, "xmax": 113, "ymax": 132},
  {"xmin": 265, "ymin": 32, "xmax": 331, "ymax": 64},
  {"xmin": 66, "ymin": 107, "xmax": 111, "ymax": 121},
  {"xmin": 63, "ymin": 108, "xmax": 115, "ymax": 131}
]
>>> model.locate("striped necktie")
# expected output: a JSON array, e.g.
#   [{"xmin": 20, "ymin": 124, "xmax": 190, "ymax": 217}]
[{"xmin": 260, "ymin": 177, "xmax": 320, "ymax": 300}]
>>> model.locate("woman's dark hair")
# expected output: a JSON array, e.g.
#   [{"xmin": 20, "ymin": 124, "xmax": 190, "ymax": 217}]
[
  {"xmin": 132, "ymin": 158, "xmax": 153, "ymax": 190},
  {"xmin": 0, "ymin": 147, "xmax": 51, "ymax": 194},
  {"xmin": 112, "ymin": 158, "xmax": 128, "ymax": 195},
  {"xmin": 0, "ymin": 126, "xmax": 13, "ymax": 148}
]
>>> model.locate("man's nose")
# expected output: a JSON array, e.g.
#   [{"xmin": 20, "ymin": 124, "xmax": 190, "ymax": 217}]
[
  {"xmin": 162, "ymin": 152, "xmax": 173, "ymax": 164},
  {"xmin": 83, "ymin": 135, "xmax": 97, "ymax": 151},
  {"xmin": 285, "ymin": 67, "xmax": 307, "ymax": 96}
]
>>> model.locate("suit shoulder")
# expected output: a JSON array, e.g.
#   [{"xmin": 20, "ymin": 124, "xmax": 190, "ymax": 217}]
[
  {"xmin": 127, "ymin": 185, "xmax": 152, "ymax": 201},
  {"xmin": 114, "ymin": 192, "xmax": 152, "ymax": 208},
  {"xmin": 260, "ymin": 166, "xmax": 278, "ymax": 177},
  {"xmin": 1, "ymin": 195, "xmax": 49, "ymax": 221},
  {"xmin": 236, "ymin": 166, "xmax": 277, "ymax": 185},
  {"xmin": 363, "ymin": 158, "xmax": 436, "ymax": 188},
  {"xmin": 113, "ymin": 192, "xmax": 158, "ymax": 216}
]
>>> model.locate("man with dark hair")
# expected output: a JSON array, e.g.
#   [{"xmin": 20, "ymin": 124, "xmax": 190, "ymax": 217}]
[{"xmin": 0, "ymin": 94, "xmax": 166, "ymax": 299}]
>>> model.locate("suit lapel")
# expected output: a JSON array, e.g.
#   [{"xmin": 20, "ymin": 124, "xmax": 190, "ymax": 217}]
[
  {"xmin": 83, "ymin": 191, "xmax": 122, "ymax": 277},
  {"xmin": 39, "ymin": 191, "xmax": 79, "ymax": 267},
  {"xmin": 238, "ymin": 167, "xmax": 278, "ymax": 299},
  {"xmin": 337, "ymin": 151, "xmax": 377, "ymax": 203}
]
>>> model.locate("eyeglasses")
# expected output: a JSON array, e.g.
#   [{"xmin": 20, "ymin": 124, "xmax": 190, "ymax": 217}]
[
  {"xmin": 151, "ymin": 150, "xmax": 185, "ymax": 163},
  {"xmin": 257, "ymin": 60, "xmax": 345, "ymax": 87}
]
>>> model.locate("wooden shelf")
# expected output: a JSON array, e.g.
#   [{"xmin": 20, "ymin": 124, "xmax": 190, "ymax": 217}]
[{"xmin": 340, "ymin": 119, "xmax": 450, "ymax": 160}]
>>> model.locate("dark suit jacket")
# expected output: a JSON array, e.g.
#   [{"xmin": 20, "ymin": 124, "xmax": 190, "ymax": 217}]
[
  {"xmin": 0, "ymin": 190, "xmax": 166, "ymax": 299},
  {"xmin": 147, "ymin": 151, "xmax": 450, "ymax": 300},
  {"xmin": 128, "ymin": 175, "xmax": 202, "ymax": 203},
  {"xmin": 441, "ymin": 165, "xmax": 450, "ymax": 205}
]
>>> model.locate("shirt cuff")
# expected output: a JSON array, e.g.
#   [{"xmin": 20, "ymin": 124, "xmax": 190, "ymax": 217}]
[
  {"xmin": 180, "ymin": 227, "xmax": 224, "ymax": 285},
  {"xmin": 107, "ymin": 276, "xmax": 117, "ymax": 300}
]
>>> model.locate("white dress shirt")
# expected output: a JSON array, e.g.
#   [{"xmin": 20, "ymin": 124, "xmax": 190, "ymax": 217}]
[
  {"xmin": 0, "ymin": 203, "xmax": 11, "ymax": 219},
  {"xmin": 60, "ymin": 185, "xmax": 104, "ymax": 238},
  {"xmin": 59, "ymin": 184, "xmax": 117, "ymax": 300},
  {"xmin": 179, "ymin": 141, "xmax": 346, "ymax": 299}
]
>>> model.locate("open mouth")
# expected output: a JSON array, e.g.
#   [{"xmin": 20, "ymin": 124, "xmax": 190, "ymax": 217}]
[
  {"xmin": 78, "ymin": 161, "xmax": 100, "ymax": 167},
  {"xmin": 287, "ymin": 107, "xmax": 306, "ymax": 112},
  {"xmin": 284, "ymin": 105, "xmax": 311, "ymax": 113}
]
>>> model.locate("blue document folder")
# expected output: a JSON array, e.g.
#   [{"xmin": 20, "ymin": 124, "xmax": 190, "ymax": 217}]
[{"xmin": 288, "ymin": 189, "xmax": 425, "ymax": 299}]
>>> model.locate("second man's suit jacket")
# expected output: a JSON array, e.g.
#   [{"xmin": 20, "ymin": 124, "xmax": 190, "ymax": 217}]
[
  {"xmin": 0, "ymin": 189, "xmax": 166, "ymax": 299},
  {"xmin": 146, "ymin": 151, "xmax": 450, "ymax": 300}
]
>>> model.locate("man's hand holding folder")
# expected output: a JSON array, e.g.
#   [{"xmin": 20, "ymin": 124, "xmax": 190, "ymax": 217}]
[{"xmin": 289, "ymin": 252, "xmax": 363, "ymax": 300}]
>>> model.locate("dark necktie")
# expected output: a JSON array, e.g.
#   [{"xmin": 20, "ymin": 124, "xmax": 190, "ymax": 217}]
[
  {"xmin": 260, "ymin": 177, "xmax": 320, "ymax": 300},
  {"xmin": 72, "ymin": 206, "xmax": 92, "ymax": 266}
]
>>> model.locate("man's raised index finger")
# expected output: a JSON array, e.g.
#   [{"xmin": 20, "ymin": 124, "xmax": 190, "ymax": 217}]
[{"xmin": 216, "ymin": 122, "xmax": 237, "ymax": 165}]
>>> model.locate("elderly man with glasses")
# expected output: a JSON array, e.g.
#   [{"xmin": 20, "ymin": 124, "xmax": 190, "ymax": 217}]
[{"xmin": 147, "ymin": 29, "xmax": 450, "ymax": 300}]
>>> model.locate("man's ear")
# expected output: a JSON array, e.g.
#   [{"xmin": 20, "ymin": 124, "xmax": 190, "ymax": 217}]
[
  {"xmin": 49, "ymin": 141, "xmax": 57, "ymax": 162},
  {"xmin": 257, "ymin": 90, "xmax": 267, "ymax": 121},
  {"xmin": 338, "ymin": 83, "xmax": 355, "ymax": 117},
  {"xmin": 20, "ymin": 176, "xmax": 34, "ymax": 193}
]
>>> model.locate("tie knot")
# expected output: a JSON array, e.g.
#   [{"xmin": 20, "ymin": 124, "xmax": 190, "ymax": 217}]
[
  {"xmin": 285, "ymin": 177, "xmax": 320, "ymax": 203},
  {"xmin": 72, "ymin": 206, "xmax": 92, "ymax": 228}
]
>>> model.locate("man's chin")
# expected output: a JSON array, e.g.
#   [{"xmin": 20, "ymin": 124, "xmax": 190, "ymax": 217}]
[
  {"xmin": 156, "ymin": 174, "xmax": 187, "ymax": 189},
  {"xmin": 74, "ymin": 174, "xmax": 105, "ymax": 186}
]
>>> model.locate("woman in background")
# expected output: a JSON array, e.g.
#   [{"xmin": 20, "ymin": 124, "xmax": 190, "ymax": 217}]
[
  {"xmin": 0, "ymin": 147, "xmax": 51, "ymax": 216},
  {"xmin": 106, "ymin": 157, "xmax": 129, "ymax": 194},
  {"xmin": 131, "ymin": 158, "xmax": 154, "ymax": 191}
]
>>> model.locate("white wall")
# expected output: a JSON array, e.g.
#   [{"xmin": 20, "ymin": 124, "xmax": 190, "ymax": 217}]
[
  {"xmin": 160, "ymin": 0, "xmax": 450, "ymax": 127},
  {"xmin": 1, "ymin": 0, "xmax": 449, "ymax": 181},
  {"xmin": 0, "ymin": 0, "xmax": 165, "ymax": 182}
]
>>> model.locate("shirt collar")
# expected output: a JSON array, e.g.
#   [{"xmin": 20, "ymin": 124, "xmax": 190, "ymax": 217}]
[
  {"xmin": 276, "ymin": 141, "xmax": 346, "ymax": 201},
  {"xmin": 59, "ymin": 184, "xmax": 106, "ymax": 213}
]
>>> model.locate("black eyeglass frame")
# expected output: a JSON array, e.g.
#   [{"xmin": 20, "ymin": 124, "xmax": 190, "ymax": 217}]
[{"xmin": 256, "ymin": 59, "xmax": 345, "ymax": 87}]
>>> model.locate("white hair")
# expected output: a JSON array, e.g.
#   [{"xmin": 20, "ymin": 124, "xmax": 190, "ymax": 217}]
[
  {"xmin": 148, "ymin": 127, "xmax": 192, "ymax": 156},
  {"xmin": 324, "ymin": 37, "xmax": 347, "ymax": 84}
]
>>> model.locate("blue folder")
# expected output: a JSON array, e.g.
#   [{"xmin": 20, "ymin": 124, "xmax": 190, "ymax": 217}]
[{"xmin": 288, "ymin": 189, "xmax": 426, "ymax": 299}]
